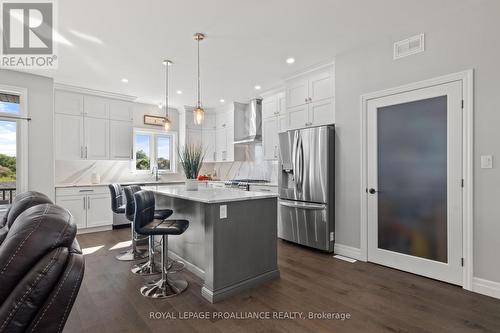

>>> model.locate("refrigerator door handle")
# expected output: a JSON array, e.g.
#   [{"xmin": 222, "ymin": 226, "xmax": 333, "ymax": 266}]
[{"xmin": 279, "ymin": 200, "xmax": 326, "ymax": 210}]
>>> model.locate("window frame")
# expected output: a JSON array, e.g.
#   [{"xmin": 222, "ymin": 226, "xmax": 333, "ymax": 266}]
[
  {"xmin": 132, "ymin": 128, "xmax": 177, "ymax": 174},
  {"xmin": 0, "ymin": 84, "xmax": 28, "ymax": 201}
]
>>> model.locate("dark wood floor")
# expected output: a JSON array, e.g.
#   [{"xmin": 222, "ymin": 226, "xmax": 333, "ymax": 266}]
[{"xmin": 65, "ymin": 228, "xmax": 500, "ymax": 333}]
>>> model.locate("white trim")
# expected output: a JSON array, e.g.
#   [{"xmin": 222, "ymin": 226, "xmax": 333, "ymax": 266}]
[
  {"xmin": 0, "ymin": 84, "xmax": 29, "ymax": 193},
  {"xmin": 360, "ymin": 70, "xmax": 474, "ymax": 290},
  {"xmin": 283, "ymin": 60, "xmax": 335, "ymax": 82},
  {"xmin": 77, "ymin": 225, "xmax": 112, "ymax": 235},
  {"xmin": 472, "ymin": 277, "xmax": 500, "ymax": 300},
  {"xmin": 54, "ymin": 83, "xmax": 137, "ymax": 101},
  {"xmin": 334, "ymin": 243, "xmax": 362, "ymax": 261}
]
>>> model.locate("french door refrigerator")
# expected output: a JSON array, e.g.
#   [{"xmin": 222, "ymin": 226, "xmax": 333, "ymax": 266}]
[{"xmin": 278, "ymin": 125, "xmax": 335, "ymax": 252}]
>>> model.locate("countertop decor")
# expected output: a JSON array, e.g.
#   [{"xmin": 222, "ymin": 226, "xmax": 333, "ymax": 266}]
[{"xmin": 178, "ymin": 144, "xmax": 205, "ymax": 190}]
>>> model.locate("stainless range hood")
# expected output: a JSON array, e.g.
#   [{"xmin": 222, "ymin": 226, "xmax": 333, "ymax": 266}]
[{"xmin": 233, "ymin": 98, "xmax": 262, "ymax": 144}]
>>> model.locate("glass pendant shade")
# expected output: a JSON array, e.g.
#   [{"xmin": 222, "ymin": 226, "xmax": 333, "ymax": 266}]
[
  {"xmin": 164, "ymin": 117, "xmax": 171, "ymax": 131},
  {"xmin": 194, "ymin": 106, "xmax": 204, "ymax": 125}
]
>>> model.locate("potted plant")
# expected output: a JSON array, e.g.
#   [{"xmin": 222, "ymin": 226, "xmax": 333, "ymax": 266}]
[{"xmin": 178, "ymin": 144, "xmax": 205, "ymax": 191}]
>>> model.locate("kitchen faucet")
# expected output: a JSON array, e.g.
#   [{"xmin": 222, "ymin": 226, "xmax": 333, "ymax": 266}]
[{"xmin": 152, "ymin": 165, "xmax": 160, "ymax": 181}]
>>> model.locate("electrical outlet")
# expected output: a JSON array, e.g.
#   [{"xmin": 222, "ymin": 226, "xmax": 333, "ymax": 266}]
[
  {"xmin": 219, "ymin": 205, "xmax": 227, "ymax": 219},
  {"xmin": 481, "ymin": 155, "xmax": 493, "ymax": 169}
]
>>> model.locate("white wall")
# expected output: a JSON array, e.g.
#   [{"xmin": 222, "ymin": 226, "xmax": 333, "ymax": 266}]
[
  {"xmin": 0, "ymin": 69, "xmax": 55, "ymax": 199},
  {"xmin": 334, "ymin": 0, "xmax": 500, "ymax": 283}
]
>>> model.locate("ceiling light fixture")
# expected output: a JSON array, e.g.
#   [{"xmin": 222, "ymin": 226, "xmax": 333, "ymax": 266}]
[
  {"xmin": 121, "ymin": 78, "xmax": 129, "ymax": 83},
  {"xmin": 163, "ymin": 60, "xmax": 173, "ymax": 131},
  {"xmin": 193, "ymin": 32, "xmax": 206, "ymax": 125},
  {"xmin": 176, "ymin": 90, "xmax": 183, "ymax": 95},
  {"xmin": 219, "ymin": 99, "xmax": 225, "ymax": 103},
  {"xmin": 254, "ymin": 85, "xmax": 261, "ymax": 90},
  {"xmin": 286, "ymin": 57, "xmax": 295, "ymax": 64}
]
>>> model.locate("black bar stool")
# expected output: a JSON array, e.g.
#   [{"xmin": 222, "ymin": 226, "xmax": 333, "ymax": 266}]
[
  {"xmin": 134, "ymin": 190, "xmax": 189, "ymax": 298},
  {"xmin": 109, "ymin": 184, "xmax": 145, "ymax": 261},
  {"xmin": 128, "ymin": 186, "xmax": 176, "ymax": 275}
]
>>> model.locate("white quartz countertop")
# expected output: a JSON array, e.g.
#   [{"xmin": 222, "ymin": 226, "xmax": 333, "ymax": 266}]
[
  {"xmin": 55, "ymin": 180, "xmax": 185, "ymax": 188},
  {"xmin": 146, "ymin": 184, "xmax": 278, "ymax": 204}
]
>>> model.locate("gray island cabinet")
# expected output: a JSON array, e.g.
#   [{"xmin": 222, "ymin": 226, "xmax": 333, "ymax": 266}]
[{"xmin": 146, "ymin": 185, "xmax": 279, "ymax": 303}]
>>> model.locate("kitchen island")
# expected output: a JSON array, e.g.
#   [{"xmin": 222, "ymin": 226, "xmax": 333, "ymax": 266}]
[{"xmin": 144, "ymin": 184, "xmax": 279, "ymax": 303}]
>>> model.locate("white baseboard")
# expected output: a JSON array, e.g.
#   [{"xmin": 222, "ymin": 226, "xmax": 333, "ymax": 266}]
[
  {"xmin": 472, "ymin": 277, "xmax": 500, "ymax": 300},
  {"xmin": 77, "ymin": 225, "xmax": 112, "ymax": 235},
  {"xmin": 334, "ymin": 243, "xmax": 362, "ymax": 261}
]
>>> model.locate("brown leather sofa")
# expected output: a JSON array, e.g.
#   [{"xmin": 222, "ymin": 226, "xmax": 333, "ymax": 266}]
[{"xmin": 0, "ymin": 193, "xmax": 85, "ymax": 333}]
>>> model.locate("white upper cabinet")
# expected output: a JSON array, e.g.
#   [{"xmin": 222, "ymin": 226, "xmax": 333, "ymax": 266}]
[
  {"xmin": 85, "ymin": 117, "xmax": 109, "ymax": 160},
  {"xmin": 202, "ymin": 113, "xmax": 217, "ymax": 130},
  {"xmin": 84, "ymin": 95, "xmax": 109, "ymax": 119},
  {"xmin": 263, "ymin": 117, "xmax": 279, "ymax": 160},
  {"xmin": 109, "ymin": 100, "xmax": 134, "ymax": 121},
  {"xmin": 262, "ymin": 95, "xmax": 278, "ymax": 119},
  {"xmin": 285, "ymin": 64, "xmax": 335, "ymax": 129},
  {"xmin": 109, "ymin": 120, "xmax": 132, "ymax": 159},
  {"xmin": 308, "ymin": 71, "xmax": 334, "ymax": 103},
  {"xmin": 261, "ymin": 90, "xmax": 287, "ymax": 160},
  {"xmin": 55, "ymin": 113, "xmax": 85, "ymax": 160},
  {"xmin": 216, "ymin": 110, "xmax": 233, "ymax": 129},
  {"xmin": 202, "ymin": 129, "xmax": 216, "ymax": 162},
  {"xmin": 55, "ymin": 90, "xmax": 134, "ymax": 161},
  {"xmin": 55, "ymin": 91, "xmax": 84, "ymax": 116},
  {"xmin": 215, "ymin": 128, "xmax": 227, "ymax": 161},
  {"xmin": 186, "ymin": 128, "xmax": 202, "ymax": 146}
]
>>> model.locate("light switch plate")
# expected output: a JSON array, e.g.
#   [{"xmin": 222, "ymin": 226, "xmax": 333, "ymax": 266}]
[
  {"xmin": 219, "ymin": 205, "xmax": 227, "ymax": 219},
  {"xmin": 481, "ymin": 155, "xmax": 493, "ymax": 169}
]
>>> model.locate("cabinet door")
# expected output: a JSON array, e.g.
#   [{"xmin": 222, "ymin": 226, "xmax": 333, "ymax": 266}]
[
  {"xmin": 56, "ymin": 195, "xmax": 86, "ymax": 229},
  {"xmin": 186, "ymin": 129, "xmax": 202, "ymax": 146},
  {"xmin": 84, "ymin": 95, "xmax": 109, "ymax": 119},
  {"xmin": 109, "ymin": 100, "xmax": 133, "ymax": 121},
  {"xmin": 288, "ymin": 104, "xmax": 309, "ymax": 130},
  {"xmin": 109, "ymin": 120, "xmax": 132, "ymax": 159},
  {"xmin": 278, "ymin": 114, "xmax": 288, "ymax": 132},
  {"xmin": 202, "ymin": 129, "xmax": 216, "ymax": 162},
  {"xmin": 225, "ymin": 126, "xmax": 234, "ymax": 162},
  {"xmin": 277, "ymin": 92, "xmax": 286, "ymax": 116},
  {"xmin": 287, "ymin": 79, "xmax": 309, "ymax": 108},
  {"xmin": 216, "ymin": 111, "xmax": 232, "ymax": 129},
  {"xmin": 215, "ymin": 128, "xmax": 227, "ymax": 161},
  {"xmin": 85, "ymin": 117, "xmax": 109, "ymax": 160},
  {"xmin": 309, "ymin": 98, "xmax": 334, "ymax": 126},
  {"xmin": 309, "ymin": 71, "xmax": 334, "ymax": 103},
  {"xmin": 55, "ymin": 114, "xmax": 84, "ymax": 160},
  {"xmin": 202, "ymin": 114, "xmax": 217, "ymax": 130},
  {"xmin": 55, "ymin": 91, "xmax": 84, "ymax": 116},
  {"xmin": 263, "ymin": 117, "xmax": 278, "ymax": 160},
  {"xmin": 86, "ymin": 194, "xmax": 112, "ymax": 228},
  {"xmin": 262, "ymin": 95, "xmax": 278, "ymax": 119}
]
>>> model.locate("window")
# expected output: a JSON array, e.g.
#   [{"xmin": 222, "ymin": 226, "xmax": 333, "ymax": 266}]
[
  {"xmin": 133, "ymin": 129, "xmax": 175, "ymax": 173},
  {"xmin": 0, "ymin": 90, "xmax": 27, "ymax": 208}
]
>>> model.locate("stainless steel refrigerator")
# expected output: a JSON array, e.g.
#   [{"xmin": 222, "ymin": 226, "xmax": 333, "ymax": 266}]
[{"xmin": 278, "ymin": 125, "xmax": 335, "ymax": 252}]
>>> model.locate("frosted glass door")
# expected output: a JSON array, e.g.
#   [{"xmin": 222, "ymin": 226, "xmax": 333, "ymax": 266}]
[{"xmin": 367, "ymin": 81, "xmax": 463, "ymax": 285}]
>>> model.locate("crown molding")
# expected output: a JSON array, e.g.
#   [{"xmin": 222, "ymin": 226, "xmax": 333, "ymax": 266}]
[
  {"xmin": 283, "ymin": 59, "xmax": 335, "ymax": 82},
  {"xmin": 54, "ymin": 82, "xmax": 137, "ymax": 101}
]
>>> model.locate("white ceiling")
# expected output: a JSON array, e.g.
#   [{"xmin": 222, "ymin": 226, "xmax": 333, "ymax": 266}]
[{"xmin": 26, "ymin": 0, "xmax": 474, "ymax": 108}]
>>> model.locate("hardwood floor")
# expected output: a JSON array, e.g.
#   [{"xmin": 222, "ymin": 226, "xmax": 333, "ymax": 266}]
[{"xmin": 65, "ymin": 229, "xmax": 500, "ymax": 333}]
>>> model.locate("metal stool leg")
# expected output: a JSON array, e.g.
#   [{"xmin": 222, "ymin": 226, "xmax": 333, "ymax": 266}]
[
  {"xmin": 140, "ymin": 235, "xmax": 188, "ymax": 298},
  {"xmin": 116, "ymin": 223, "xmax": 147, "ymax": 261},
  {"xmin": 131, "ymin": 235, "xmax": 161, "ymax": 275}
]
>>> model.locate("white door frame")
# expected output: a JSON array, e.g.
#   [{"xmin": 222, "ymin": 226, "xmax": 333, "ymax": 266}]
[
  {"xmin": 360, "ymin": 70, "xmax": 474, "ymax": 290},
  {"xmin": 0, "ymin": 84, "xmax": 29, "ymax": 194}
]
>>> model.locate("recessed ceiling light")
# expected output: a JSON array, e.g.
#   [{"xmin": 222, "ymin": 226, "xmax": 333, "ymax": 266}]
[
  {"xmin": 176, "ymin": 90, "xmax": 183, "ymax": 94},
  {"xmin": 254, "ymin": 85, "xmax": 261, "ymax": 90},
  {"xmin": 162, "ymin": 60, "xmax": 172, "ymax": 66},
  {"xmin": 220, "ymin": 99, "xmax": 225, "ymax": 103},
  {"xmin": 286, "ymin": 57, "xmax": 295, "ymax": 64},
  {"xmin": 121, "ymin": 78, "xmax": 128, "ymax": 83},
  {"xmin": 158, "ymin": 103, "xmax": 163, "ymax": 109}
]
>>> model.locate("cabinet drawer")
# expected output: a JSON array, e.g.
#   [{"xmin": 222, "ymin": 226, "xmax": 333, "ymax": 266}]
[{"xmin": 56, "ymin": 186, "xmax": 110, "ymax": 197}]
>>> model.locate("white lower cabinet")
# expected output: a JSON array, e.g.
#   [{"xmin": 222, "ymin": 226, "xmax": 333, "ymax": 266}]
[{"xmin": 56, "ymin": 187, "xmax": 112, "ymax": 232}]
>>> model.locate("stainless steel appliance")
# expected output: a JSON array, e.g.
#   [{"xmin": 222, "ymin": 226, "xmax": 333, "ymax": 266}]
[
  {"xmin": 233, "ymin": 99, "xmax": 262, "ymax": 144},
  {"xmin": 224, "ymin": 179, "xmax": 270, "ymax": 191},
  {"xmin": 278, "ymin": 125, "xmax": 335, "ymax": 252}
]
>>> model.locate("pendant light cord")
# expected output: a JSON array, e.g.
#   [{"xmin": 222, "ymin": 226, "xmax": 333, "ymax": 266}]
[
  {"xmin": 165, "ymin": 62, "xmax": 169, "ymax": 119},
  {"xmin": 197, "ymin": 37, "xmax": 201, "ymax": 108}
]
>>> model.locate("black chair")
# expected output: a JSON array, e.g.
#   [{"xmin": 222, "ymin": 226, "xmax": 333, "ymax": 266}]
[
  {"xmin": 127, "ymin": 186, "xmax": 176, "ymax": 275},
  {"xmin": 0, "ymin": 203, "xmax": 84, "ymax": 332},
  {"xmin": 108, "ymin": 184, "xmax": 125, "ymax": 214},
  {"xmin": 134, "ymin": 190, "xmax": 189, "ymax": 298},
  {"xmin": 0, "ymin": 191, "xmax": 53, "ymax": 245}
]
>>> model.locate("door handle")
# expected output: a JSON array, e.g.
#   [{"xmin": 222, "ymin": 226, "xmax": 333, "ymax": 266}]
[
  {"xmin": 279, "ymin": 200, "xmax": 326, "ymax": 210},
  {"xmin": 83, "ymin": 197, "xmax": 86, "ymax": 210},
  {"xmin": 368, "ymin": 188, "xmax": 377, "ymax": 194},
  {"xmin": 87, "ymin": 197, "xmax": 91, "ymax": 209}
]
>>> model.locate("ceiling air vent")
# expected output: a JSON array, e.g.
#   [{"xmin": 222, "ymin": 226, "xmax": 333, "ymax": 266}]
[{"xmin": 393, "ymin": 34, "xmax": 425, "ymax": 60}]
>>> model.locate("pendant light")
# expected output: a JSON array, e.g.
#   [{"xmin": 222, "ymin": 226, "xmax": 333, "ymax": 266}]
[
  {"xmin": 193, "ymin": 33, "xmax": 205, "ymax": 125},
  {"xmin": 162, "ymin": 59, "xmax": 173, "ymax": 131}
]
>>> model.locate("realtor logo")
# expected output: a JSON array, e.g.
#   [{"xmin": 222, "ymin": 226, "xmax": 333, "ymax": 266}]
[{"xmin": 1, "ymin": 0, "xmax": 57, "ymax": 68}]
